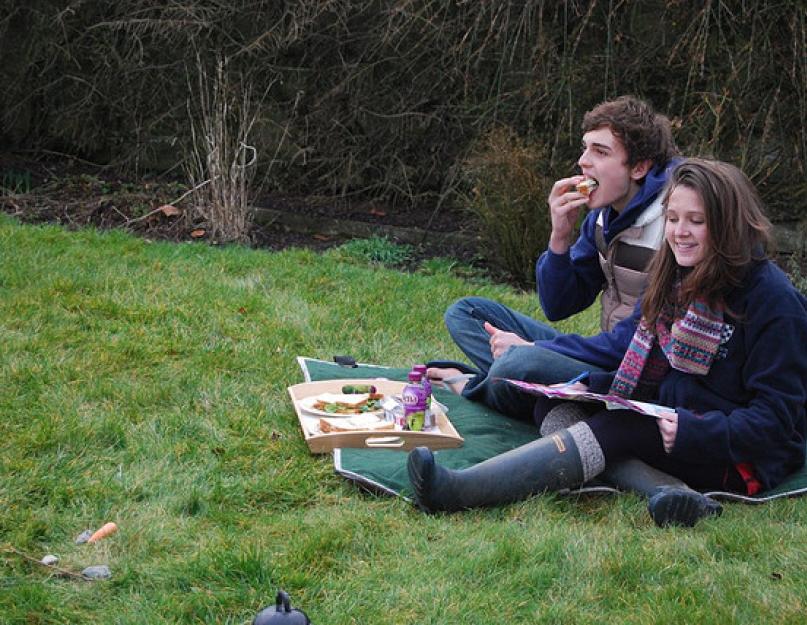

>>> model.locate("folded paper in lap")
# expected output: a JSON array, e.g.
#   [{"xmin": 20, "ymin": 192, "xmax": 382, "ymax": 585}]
[{"xmin": 504, "ymin": 379, "xmax": 677, "ymax": 419}]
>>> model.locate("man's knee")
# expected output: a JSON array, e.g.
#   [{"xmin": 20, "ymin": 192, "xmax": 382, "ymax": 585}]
[
  {"xmin": 444, "ymin": 296, "xmax": 492, "ymax": 327},
  {"xmin": 488, "ymin": 344, "xmax": 544, "ymax": 380}
]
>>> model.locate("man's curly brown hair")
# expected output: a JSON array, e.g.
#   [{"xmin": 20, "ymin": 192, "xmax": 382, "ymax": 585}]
[{"xmin": 582, "ymin": 95, "xmax": 679, "ymax": 168}]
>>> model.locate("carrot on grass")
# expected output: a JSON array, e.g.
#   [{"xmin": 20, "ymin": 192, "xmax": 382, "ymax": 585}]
[{"xmin": 87, "ymin": 522, "xmax": 118, "ymax": 543}]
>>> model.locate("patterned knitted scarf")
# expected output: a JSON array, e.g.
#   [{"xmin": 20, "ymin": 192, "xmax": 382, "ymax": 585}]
[{"xmin": 609, "ymin": 298, "xmax": 726, "ymax": 400}]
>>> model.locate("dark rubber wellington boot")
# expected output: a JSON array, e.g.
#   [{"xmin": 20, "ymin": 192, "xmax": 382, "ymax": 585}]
[
  {"xmin": 604, "ymin": 458, "xmax": 720, "ymax": 526},
  {"xmin": 602, "ymin": 457, "xmax": 690, "ymax": 494},
  {"xmin": 407, "ymin": 423, "xmax": 604, "ymax": 513},
  {"xmin": 647, "ymin": 487, "xmax": 723, "ymax": 528}
]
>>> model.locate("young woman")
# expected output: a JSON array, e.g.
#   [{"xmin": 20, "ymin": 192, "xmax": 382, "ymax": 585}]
[{"xmin": 408, "ymin": 159, "xmax": 807, "ymax": 527}]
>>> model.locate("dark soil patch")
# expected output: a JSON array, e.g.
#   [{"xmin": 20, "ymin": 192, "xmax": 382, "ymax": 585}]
[
  {"xmin": 255, "ymin": 192, "xmax": 465, "ymax": 233},
  {"xmin": 251, "ymin": 191, "xmax": 484, "ymax": 269},
  {"xmin": 0, "ymin": 153, "xmax": 489, "ymax": 276},
  {"xmin": 9, "ymin": 154, "xmax": 799, "ymax": 291}
]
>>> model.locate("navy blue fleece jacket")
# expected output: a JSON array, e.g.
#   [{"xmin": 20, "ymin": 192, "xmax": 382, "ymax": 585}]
[
  {"xmin": 536, "ymin": 260, "xmax": 807, "ymax": 491},
  {"xmin": 536, "ymin": 161, "xmax": 678, "ymax": 321}
]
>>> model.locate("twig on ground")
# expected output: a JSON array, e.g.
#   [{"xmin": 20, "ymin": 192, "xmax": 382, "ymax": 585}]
[
  {"xmin": 125, "ymin": 179, "xmax": 210, "ymax": 225},
  {"xmin": 1, "ymin": 544, "xmax": 91, "ymax": 581},
  {"xmin": 168, "ymin": 178, "xmax": 211, "ymax": 207}
]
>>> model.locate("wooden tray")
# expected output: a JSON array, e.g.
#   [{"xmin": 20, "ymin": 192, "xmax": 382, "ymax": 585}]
[{"xmin": 288, "ymin": 378, "xmax": 464, "ymax": 454}]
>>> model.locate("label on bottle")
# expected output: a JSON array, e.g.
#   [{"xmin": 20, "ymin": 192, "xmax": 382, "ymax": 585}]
[{"xmin": 402, "ymin": 381, "xmax": 428, "ymax": 432}]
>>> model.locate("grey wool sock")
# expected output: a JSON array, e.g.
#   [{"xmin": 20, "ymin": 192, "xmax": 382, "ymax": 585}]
[
  {"xmin": 567, "ymin": 421, "xmax": 606, "ymax": 482},
  {"xmin": 540, "ymin": 403, "xmax": 588, "ymax": 436}
]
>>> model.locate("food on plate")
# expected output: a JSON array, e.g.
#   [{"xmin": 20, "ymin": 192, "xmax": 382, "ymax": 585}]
[
  {"xmin": 311, "ymin": 392, "xmax": 384, "ymax": 414},
  {"xmin": 341, "ymin": 384, "xmax": 377, "ymax": 394},
  {"xmin": 319, "ymin": 414, "xmax": 396, "ymax": 433},
  {"xmin": 575, "ymin": 178, "xmax": 598, "ymax": 196}
]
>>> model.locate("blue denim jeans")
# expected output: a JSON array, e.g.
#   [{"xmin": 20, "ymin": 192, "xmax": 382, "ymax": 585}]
[{"xmin": 444, "ymin": 296, "xmax": 603, "ymax": 420}]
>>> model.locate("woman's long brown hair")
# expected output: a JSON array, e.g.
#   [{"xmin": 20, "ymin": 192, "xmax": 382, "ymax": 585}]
[{"xmin": 641, "ymin": 159, "xmax": 773, "ymax": 326}]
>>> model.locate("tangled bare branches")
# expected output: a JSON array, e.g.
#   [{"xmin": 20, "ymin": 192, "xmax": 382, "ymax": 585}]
[{"xmin": 1, "ymin": 1, "xmax": 805, "ymax": 221}]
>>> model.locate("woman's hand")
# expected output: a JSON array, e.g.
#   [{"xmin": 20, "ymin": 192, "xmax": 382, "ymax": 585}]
[{"xmin": 656, "ymin": 411, "xmax": 678, "ymax": 453}]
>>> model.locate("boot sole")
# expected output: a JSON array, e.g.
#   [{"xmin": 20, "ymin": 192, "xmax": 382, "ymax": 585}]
[{"xmin": 647, "ymin": 488, "xmax": 723, "ymax": 528}]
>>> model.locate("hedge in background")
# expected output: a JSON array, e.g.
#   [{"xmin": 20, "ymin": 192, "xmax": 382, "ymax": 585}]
[{"xmin": 1, "ymin": 1, "xmax": 804, "ymax": 224}]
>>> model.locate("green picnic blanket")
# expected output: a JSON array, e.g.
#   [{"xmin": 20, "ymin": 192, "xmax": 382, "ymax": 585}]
[{"xmin": 298, "ymin": 357, "xmax": 807, "ymax": 503}]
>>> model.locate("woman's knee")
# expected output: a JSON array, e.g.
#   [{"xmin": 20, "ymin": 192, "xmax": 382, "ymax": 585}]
[{"xmin": 585, "ymin": 409, "xmax": 664, "ymax": 461}]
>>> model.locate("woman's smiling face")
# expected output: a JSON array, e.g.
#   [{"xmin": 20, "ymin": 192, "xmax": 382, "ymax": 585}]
[{"xmin": 664, "ymin": 184, "xmax": 710, "ymax": 267}]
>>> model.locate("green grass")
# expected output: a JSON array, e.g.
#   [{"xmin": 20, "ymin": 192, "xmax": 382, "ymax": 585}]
[
  {"xmin": 331, "ymin": 236, "xmax": 416, "ymax": 268},
  {"xmin": 0, "ymin": 214, "xmax": 805, "ymax": 624}
]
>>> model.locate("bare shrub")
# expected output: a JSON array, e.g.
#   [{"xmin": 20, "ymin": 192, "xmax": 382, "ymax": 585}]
[
  {"xmin": 463, "ymin": 127, "xmax": 554, "ymax": 287},
  {"xmin": 184, "ymin": 57, "xmax": 258, "ymax": 244}
]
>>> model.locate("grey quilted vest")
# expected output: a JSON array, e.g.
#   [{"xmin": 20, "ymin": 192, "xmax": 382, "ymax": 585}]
[{"xmin": 595, "ymin": 196, "xmax": 665, "ymax": 331}]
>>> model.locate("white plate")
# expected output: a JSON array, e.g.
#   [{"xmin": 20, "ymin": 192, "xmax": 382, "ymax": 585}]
[{"xmin": 298, "ymin": 395, "xmax": 384, "ymax": 418}]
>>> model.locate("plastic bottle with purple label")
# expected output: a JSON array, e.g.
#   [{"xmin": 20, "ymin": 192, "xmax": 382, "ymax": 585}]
[
  {"xmin": 401, "ymin": 370, "xmax": 428, "ymax": 431},
  {"xmin": 412, "ymin": 364, "xmax": 434, "ymax": 429}
]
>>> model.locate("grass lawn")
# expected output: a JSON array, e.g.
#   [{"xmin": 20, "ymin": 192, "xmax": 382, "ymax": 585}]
[{"xmin": 1, "ymin": 214, "xmax": 805, "ymax": 624}]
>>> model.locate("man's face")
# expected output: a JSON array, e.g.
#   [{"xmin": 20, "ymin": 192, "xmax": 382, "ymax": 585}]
[{"xmin": 577, "ymin": 127, "xmax": 648, "ymax": 212}]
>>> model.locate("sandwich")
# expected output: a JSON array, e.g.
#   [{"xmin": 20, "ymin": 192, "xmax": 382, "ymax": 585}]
[
  {"xmin": 311, "ymin": 392, "xmax": 383, "ymax": 414},
  {"xmin": 319, "ymin": 414, "xmax": 395, "ymax": 433},
  {"xmin": 575, "ymin": 178, "xmax": 598, "ymax": 196}
]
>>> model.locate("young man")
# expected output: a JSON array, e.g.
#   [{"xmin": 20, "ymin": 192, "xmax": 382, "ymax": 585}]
[
  {"xmin": 428, "ymin": 96, "xmax": 680, "ymax": 417},
  {"xmin": 424, "ymin": 96, "xmax": 693, "ymax": 515}
]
